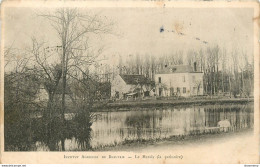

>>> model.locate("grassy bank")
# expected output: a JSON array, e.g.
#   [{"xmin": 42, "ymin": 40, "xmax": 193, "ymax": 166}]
[
  {"xmin": 94, "ymin": 128, "xmax": 253, "ymax": 152},
  {"xmin": 101, "ymin": 97, "xmax": 253, "ymax": 110}
]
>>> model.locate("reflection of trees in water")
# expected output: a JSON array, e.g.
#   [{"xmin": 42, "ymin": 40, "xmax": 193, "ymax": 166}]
[
  {"xmin": 188, "ymin": 107, "xmax": 206, "ymax": 134},
  {"xmin": 125, "ymin": 113, "xmax": 151, "ymax": 139},
  {"xmin": 5, "ymin": 108, "xmax": 34, "ymax": 151},
  {"xmin": 123, "ymin": 104, "xmax": 253, "ymax": 142},
  {"xmin": 5, "ymin": 112, "xmax": 64, "ymax": 151},
  {"xmin": 5, "ymin": 103, "xmax": 253, "ymax": 151},
  {"xmin": 125, "ymin": 110, "xmax": 162, "ymax": 140},
  {"xmin": 204, "ymin": 104, "xmax": 253, "ymax": 131},
  {"xmin": 72, "ymin": 110, "xmax": 95, "ymax": 151},
  {"xmin": 39, "ymin": 117, "xmax": 65, "ymax": 151},
  {"xmin": 5, "ymin": 109, "xmax": 95, "ymax": 151}
]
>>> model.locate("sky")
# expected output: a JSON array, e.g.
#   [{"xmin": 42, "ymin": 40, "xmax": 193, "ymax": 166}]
[{"xmin": 3, "ymin": 7, "xmax": 254, "ymax": 66}]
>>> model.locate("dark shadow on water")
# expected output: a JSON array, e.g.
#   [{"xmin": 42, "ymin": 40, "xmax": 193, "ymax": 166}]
[
  {"xmin": 5, "ymin": 110, "xmax": 94, "ymax": 151},
  {"xmin": 71, "ymin": 112, "xmax": 93, "ymax": 151}
]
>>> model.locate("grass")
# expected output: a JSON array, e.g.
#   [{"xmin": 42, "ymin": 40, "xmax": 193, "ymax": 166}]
[
  {"xmin": 101, "ymin": 97, "xmax": 253, "ymax": 110},
  {"xmin": 92, "ymin": 128, "xmax": 253, "ymax": 151}
]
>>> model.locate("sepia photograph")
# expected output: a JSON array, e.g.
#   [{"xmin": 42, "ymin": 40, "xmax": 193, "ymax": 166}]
[{"xmin": 0, "ymin": 1, "xmax": 259, "ymax": 164}]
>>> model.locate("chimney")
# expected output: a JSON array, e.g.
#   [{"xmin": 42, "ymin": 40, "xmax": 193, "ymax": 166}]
[{"xmin": 194, "ymin": 62, "xmax": 197, "ymax": 72}]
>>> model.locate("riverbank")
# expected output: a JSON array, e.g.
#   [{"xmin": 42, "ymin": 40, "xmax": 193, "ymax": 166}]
[
  {"xmin": 102, "ymin": 97, "xmax": 253, "ymax": 110},
  {"xmin": 94, "ymin": 129, "xmax": 257, "ymax": 163},
  {"xmin": 95, "ymin": 128, "xmax": 254, "ymax": 152}
]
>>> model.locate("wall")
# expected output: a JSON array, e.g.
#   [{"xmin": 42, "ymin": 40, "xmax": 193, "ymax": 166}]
[
  {"xmin": 111, "ymin": 75, "xmax": 132, "ymax": 99},
  {"xmin": 35, "ymin": 87, "xmax": 49, "ymax": 102},
  {"xmin": 154, "ymin": 73, "xmax": 203, "ymax": 97},
  {"xmin": 188, "ymin": 73, "xmax": 204, "ymax": 96}
]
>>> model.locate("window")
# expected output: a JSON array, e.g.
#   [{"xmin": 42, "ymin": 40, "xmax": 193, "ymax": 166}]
[
  {"xmin": 115, "ymin": 91, "xmax": 119, "ymax": 98},
  {"xmin": 159, "ymin": 88, "xmax": 163, "ymax": 96},
  {"xmin": 183, "ymin": 76, "xmax": 185, "ymax": 82},
  {"xmin": 170, "ymin": 87, "xmax": 174, "ymax": 96},
  {"xmin": 172, "ymin": 68, "xmax": 177, "ymax": 72},
  {"xmin": 183, "ymin": 87, "xmax": 186, "ymax": 93},
  {"xmin": 177, "ymin": 87, "xmax": 180, "ymax": 93},
  {"xmin": 159, "ymin": 77, "xmax": 161, "ymax": 83}
]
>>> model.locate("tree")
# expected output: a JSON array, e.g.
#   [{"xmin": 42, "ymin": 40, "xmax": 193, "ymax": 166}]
[
  {"xmin": 38, "ymin": 8, "xmax": 113, "ymax": 120},
  {"xmin": 213, "ymin": 45, "xmax": 220, "ymax": 95},
  {"xmin": 4, "ymin": 47, "xmax": 42, "ymax": 151},
  {"xmin": 221, "ymin": 48, "xmax": 227, "ymax": 93},
  {"xmin": 29, "ymin": 38, "xmax": 62, "ymax": 119}
]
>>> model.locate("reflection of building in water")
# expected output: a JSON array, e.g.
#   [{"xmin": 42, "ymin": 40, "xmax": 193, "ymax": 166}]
[
  {"xmin": 14, "ymin": 104, "xmax": 253, "ymax": 151},
  {"xmin": 90, "ymin": 107, "xmax": 208, "ymax": 148},
  {"xmin": 160, "ymin": 107, "xmax": 206, "ymax": 135},
  {"xmin": 29, "ymin": 104, "xmax": 254, "ymax": 151},
  {"xmin": 88, "ymin": 104, "xmax": 253, "ymax": 149}
]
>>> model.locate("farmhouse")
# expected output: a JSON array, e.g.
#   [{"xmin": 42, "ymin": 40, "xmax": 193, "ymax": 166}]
[
  {"xmin": 155, "ymin": 64, "xmax": 203, "ymax": 97},
  {"xmin": 111, "ymin": 74, "xmax": 154, "ymax": 99}
]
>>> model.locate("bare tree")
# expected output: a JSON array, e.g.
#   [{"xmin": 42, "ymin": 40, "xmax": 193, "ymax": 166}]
[
  {"xmin": 221, "ymin": 47, "xmax": 227, "ymax": 93},
  {"xmin": 38, "ymin": 8, "xmax": 113, "ymax": 120},
  {"xmin": 213, "ymin": 45, "xmax": 220, "ymax": 95},
  {"xmin": 30, "ymin": 38, "xmax": 62, "ymax": 112}
]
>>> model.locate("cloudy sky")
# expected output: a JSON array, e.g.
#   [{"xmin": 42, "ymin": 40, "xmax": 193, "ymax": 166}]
[{"xmin": 3, "ymin": 6, "xmax": 254, "ymax": 65}]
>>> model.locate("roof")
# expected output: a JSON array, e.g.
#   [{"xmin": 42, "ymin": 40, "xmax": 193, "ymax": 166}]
[
  {"xmin": 119, "ymin": 74, "xmax": 152, "ymax": 85},
  {"xmin": 157, "ymin": 65, "xmax": 202, "ymax": 74}
]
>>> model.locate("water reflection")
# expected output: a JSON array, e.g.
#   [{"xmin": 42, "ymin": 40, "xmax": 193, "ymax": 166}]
[
  {"xmin": 90, "ymin": 104, "xmax": 253, "ymax": 149},
  {"xmin": 5, "ymin": 112, "xmax": 93, "ymax": 151},
  {"xmin": 5, "ymin": 103, "xmax": 253, "ymax": 151}
]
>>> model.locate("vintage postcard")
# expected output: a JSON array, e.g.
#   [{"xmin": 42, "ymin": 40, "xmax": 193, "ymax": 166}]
[{"xmin": 0, "ymin": 0, "xmax": 259, "ymax": 164}]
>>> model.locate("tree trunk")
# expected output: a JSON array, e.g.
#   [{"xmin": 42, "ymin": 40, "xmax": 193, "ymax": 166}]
[
  {"xmin": 228, "ymin": 74, "xmax": 232, "ymax": 98},
  {"xmin": 61, "ymin": 53, "xmax": 66, "ymax": 121},
  {"xmin": 222, "ymin": 71, "xmax": 224, "ymax": 93}
]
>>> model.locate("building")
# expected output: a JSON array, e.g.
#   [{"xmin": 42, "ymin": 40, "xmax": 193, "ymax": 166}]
[
  {"xmin": 111, "ymin": 74, "xmax": 154, "ymax": 99},
  {"xmin": 155, "ymin": 64, "xmax": 203, "ymax": 97},
  {"xmin": 35, "ymin": 86, "xmax": 49, "ymax": 102},
  {"xmin": 35, "ymin": 83, "xmax": 73, "ymax": 104}
]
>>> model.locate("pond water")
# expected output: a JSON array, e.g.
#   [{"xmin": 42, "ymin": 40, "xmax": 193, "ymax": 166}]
[{"xmin": 5, "ymin": 103, "xmax": 254, "ymax": 151}]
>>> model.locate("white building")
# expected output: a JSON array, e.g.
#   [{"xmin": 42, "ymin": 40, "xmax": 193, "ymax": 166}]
[
  {"xmin": 111, "ymin": 74, "xmax": 154, "ymax": 99},
  {"xmin": 155, "ymin": 65, "xmax": 203, "ymax": 97}
]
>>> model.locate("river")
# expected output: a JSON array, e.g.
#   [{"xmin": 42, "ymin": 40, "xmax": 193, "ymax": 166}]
[{"xmin": 5, "ymin": 103, "xmax": 254, "ymax": 151}]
